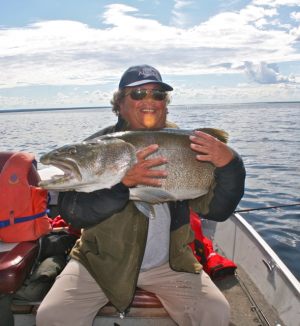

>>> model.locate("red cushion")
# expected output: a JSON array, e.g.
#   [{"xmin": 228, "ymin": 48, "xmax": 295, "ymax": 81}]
[
  {"xmin": 0, "ymin": 241, "xmax": 39, "ymax": 294},
  {"xmin": 131, "ymin": 288, "xmax": 163, "ymax": 308}
]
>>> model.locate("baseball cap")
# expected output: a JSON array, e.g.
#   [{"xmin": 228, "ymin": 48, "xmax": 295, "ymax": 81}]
[{"xmin": 118, "ymin": 64, "xmax": 173, "ymax": 91}]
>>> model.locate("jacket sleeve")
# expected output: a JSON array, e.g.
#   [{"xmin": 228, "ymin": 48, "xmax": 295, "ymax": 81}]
[
  {"xmin": 190, "ymin": 151, "xmax": 246, "ymax": 221},
  {"xmin": 58, "ymin": 182, "xmax": 130, "ymax": 229}
]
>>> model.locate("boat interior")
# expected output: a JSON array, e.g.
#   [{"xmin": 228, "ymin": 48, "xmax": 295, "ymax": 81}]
[
  {"xmin": 2, "ymin": 256, "xmax": 283, "ymax": 326},
  {"xmin": 0, "ymin": 151, "xmax": 289, "ymax": 326}
]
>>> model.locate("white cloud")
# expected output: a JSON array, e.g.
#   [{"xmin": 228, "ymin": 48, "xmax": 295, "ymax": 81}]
[
  {"xmin": 252, "ymin": 0, "xmax": 300, "ymax": 7},
  {"xmin": 291, "ymin": 21, "xmax": 300, "ymax": 39},
  {"xmin": 240, "ymin": 5, "xmax": 278, "ymax": 22},
  {"xmin": 170, "ymin": 81, "xmax": 300, "ymax": 104},
  {"xmin": 291, "ymin": 11, "xmax": 300, "ymax": 21},
  {"xmin": 0, "ymin": 2, "xmax": 299, "ymax": 102},
  {"xmin": 0, "ymin": 88, "xmax": 112, "ymax": 109},
  {"xmin": 171, "ymin": 0, "xmax": 194, "ymax": 27},
  {"xmin": 244, "ymin": 61, "xmax": 295, "ymax": 83}
]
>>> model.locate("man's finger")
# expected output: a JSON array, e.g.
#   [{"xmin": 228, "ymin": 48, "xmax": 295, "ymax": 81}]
[
  {"xmin": 142, "ymin": 157, "xmax": 168, "ymax": 168},
  {"xmin": 136, "ymin": 144, "xmax": 159, "ymax": 160},
  {"xmin": 190, "ymin": 143, "xmax": 209, "ymax": 154},
  {"xmin": 144, "ymin": 169, "xmax": 168, "ymax": 178}
]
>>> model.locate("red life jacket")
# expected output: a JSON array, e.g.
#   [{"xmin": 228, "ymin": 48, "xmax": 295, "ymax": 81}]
[
  {"xmin": 0, "ymin": 152, "xmax": 51, "ymax": 242},
  {"xmin": 189, "ymin": 209, "xmax": 237, "ymax": 280}
]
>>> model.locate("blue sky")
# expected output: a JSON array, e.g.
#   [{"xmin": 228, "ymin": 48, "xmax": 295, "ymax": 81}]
[{"xmin": 1, "ymin": 0, "xmax": 300, "ymax": 109}]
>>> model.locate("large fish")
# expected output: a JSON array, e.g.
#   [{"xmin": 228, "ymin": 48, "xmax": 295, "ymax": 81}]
[{"xmin": 39, "ymin": 128, "xmax": 228, "ymax": 204}]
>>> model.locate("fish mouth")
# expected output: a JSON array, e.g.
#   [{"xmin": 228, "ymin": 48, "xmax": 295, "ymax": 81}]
[{"xmin": 39, "ymin": 158, "xmax": 82, "ymax": 187}]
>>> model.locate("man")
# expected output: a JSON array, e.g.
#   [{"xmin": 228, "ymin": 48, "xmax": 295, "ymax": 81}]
[{"xmin": 36, "ymin": 64, "xmax": 246, "ymax": 326}]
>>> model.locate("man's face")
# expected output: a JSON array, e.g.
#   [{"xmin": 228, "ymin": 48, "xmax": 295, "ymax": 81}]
[{"xmin": 119, "ymin": 83, "xmax": 168, "ymax": 130}]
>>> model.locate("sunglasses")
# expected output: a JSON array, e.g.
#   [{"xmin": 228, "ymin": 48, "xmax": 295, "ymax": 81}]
[{"xmin": 125, "ymin": 88, "xmax": 168, "ymax": 101}]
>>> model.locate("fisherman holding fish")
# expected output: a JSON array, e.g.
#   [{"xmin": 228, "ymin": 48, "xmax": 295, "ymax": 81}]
[{"xmin": 37, "ymin": 65, "xmax": 246, "ymax": 326}]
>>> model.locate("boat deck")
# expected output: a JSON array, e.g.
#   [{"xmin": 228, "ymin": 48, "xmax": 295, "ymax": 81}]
[
  {"xmin": 11, "ymin": 265, "xmax": 284, "ymax": 326},
  {"xmin": 216, "ymin": 267, "xmax": 283, "ymax": 326}
]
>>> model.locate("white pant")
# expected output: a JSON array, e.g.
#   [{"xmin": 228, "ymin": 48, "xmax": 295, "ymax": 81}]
[{"xmin": 36, "ymin": 259, "xmax": 230, "ymax": 326}]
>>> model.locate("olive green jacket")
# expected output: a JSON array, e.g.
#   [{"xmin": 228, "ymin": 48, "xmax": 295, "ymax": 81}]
[{"xmin": 71, "ymin": 199, "xmax": 203, "ymax": 312}]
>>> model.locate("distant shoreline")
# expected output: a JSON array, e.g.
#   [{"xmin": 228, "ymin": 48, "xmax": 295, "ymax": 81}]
[
  {"xmin": 0, "ymin": 106, "xmax": 111, "ymax": 114},
  {"xmin": 0, "ymin": 101, "xmax": 299, "ymax": 113}
]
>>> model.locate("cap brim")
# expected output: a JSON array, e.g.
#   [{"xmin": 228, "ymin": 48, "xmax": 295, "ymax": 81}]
[{"xmin": 123, "ymin": 79, "xmax": 173, "ymax": 91}]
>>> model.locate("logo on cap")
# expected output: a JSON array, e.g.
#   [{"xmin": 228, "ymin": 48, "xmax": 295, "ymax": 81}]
[{"xmin": 138, "ymin": 67, "xmax": 161, "ymax": 80}]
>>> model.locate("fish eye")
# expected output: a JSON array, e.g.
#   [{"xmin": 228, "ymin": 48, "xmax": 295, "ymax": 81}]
[{"xmin": 69, "ymin": 147, "xmax": 77, "ymax": 155}]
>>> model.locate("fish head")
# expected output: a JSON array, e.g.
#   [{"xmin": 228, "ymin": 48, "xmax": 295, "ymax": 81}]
[{"xmin": 39, "ymin": 139, "xmax": 136, "ymax": 192}]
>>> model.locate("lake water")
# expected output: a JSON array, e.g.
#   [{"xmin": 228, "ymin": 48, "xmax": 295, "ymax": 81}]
[{"xmin": 1, "ymin": 102, "xmax": 300, "ymax": 280}]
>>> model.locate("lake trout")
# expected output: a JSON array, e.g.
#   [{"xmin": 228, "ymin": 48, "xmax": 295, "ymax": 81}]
[{"xmin": 39, "ymin": 128, "xmax": 228, "ymax": 203}]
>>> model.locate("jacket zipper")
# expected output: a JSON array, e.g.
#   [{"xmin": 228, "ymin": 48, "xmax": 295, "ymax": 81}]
[{"xmin": 121, "ymin": 214, "xmax": 149, "ymax": 315}]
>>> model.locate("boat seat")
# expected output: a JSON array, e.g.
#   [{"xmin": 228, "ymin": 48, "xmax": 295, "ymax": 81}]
[
  {"xmin": 12, "ymin": 288, "xmax": 168, "ymax": 319},
  {"xmin": 98, "ymin": 288, "xmax": 164, "ymax": 312},
  {"xmin": 131, "ymin": 288, "xmax": 163, "ymax": 308},
  {"xmin": 98, "ymin": 288, "xmax": 169, "ymax": 318},
  {"xmin": 0, "ymin": 151, "xmax": 40, "ymax": 294},
  {"xmin": 0, "ymin": 241, "xmax": 39, "ymax": 294}
]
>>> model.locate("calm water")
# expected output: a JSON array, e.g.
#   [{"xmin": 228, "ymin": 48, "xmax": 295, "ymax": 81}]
[{"xmin": 1, "ymin": 102, "xmax": 300, "ymax": 280}]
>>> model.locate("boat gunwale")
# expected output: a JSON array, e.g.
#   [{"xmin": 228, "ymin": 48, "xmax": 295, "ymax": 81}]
[{"xmin": 231, "ymin": 212, "xmax": 300, "ymax": 296}]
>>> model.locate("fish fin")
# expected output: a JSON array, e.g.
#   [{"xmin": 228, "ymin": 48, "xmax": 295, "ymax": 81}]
[
  {"xmin": 165, "ymin": 120, "xmax": 179, "ymax": 129},
  {"xmin": 130, "ymin": 188, "xmax": 210, "ymax": 204},
  {"xmin": 195, "ymin": 128, "xmax": 229, "ymax": 143},
  {"xmin": 129, "ymin": 187, "xmax": 177, "ymax": 204},
  {"xmin": 133, "ymin": 201, "xmax": 156, "ymax": 219}
]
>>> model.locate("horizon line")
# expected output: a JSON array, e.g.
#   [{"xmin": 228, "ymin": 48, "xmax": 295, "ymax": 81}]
[{"xmin": 1, "ymin": 101, "xmax": 300, "ymax": 113}]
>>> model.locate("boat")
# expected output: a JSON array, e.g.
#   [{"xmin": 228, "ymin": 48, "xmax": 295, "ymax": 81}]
[
  {"xmin": 1, "ymin": 155, "xmax": 300, "ymax": 326},
  {"xmin": 204, "ymin": 212, "xmax": 300, "ymax": 326},
  {"xmin": 3, "ymin": 213, "xmax": 300, "ymax": 326}
]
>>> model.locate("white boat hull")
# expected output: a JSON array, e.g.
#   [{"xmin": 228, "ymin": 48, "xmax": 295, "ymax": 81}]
[{"xmin": 203, "ymin": 212, "xmax": 300, "ymax": 326}]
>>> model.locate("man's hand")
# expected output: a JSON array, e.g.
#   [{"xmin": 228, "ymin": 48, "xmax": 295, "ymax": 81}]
[
  {"xmin": 190, "ymin": 130, "xmax": 234, "ymax": 167},
  {"xmin": 122, "ymin": 144, "xmax": 168, "ymax": 188}
]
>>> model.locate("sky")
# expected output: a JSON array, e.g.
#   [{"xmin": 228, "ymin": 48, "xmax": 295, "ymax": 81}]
[{"xmin": 1, "ymin": 0, "xmax": 300, "ymax": 109}]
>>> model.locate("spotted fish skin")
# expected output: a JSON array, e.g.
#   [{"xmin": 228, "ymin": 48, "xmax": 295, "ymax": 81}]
[{"xmin": 39, "ymin": 128, "xmax": 228, "ymax": 203}]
